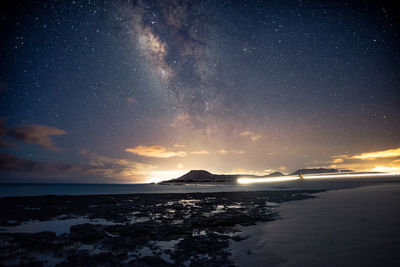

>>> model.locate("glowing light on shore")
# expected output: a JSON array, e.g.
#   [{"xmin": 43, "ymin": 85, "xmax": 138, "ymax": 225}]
[
  {"xmin": 370, "ymin": 166, "xmax": 400, "ymax": 172},
  {"xmin": 237, "ymin": 172, "xmax": 400, "ymax": 184},
  {"xmin": 237, "ymin": 176, "xmax": 300, "ymax": 184},
  {"xmin": 303, "ymin": 172, "xmax": 400, "ymax": 179}
]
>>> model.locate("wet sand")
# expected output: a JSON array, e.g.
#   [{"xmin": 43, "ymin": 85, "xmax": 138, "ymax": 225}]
[{"xmin": 230, "ymin": 183, "xmax": 400, "ymax": 267}]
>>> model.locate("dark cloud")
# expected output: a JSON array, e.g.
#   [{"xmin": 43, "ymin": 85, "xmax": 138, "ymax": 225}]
[
  {"xmin": 0, "ymin": 140, "xmax": 15, "ymax": 149},
  {"xmin": 0, "ymin": 120, "xmax": 7, "ymax": 137},
  {"xmin": 7, "ymin": 125, "xmax": 66, "ymax": 151},
  {"xmin": 0, "ymin": 120, "xmax": 15, "ymax": 148},
  {"xmin": 0, "ymin": 153, "xmax": 65, "ymax": 176},
  {"xmin": 0, "ymin": 152, "xmax": 157, "ymax": 182}
]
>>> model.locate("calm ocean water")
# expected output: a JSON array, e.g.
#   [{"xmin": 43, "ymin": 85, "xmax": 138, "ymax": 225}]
[
  {"xmin": 2, "ymin": 178, "xmax": 399, "ymax": 197},
  {"xmin": 0, "ymin": 183, "xmax": 266, "ymax": 197}
]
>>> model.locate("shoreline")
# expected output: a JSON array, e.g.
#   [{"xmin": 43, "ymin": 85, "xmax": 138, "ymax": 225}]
[
  {"xmin": 0, "ymin": 189, "xmax": 320, "ymax": 266},
  {"xmin": 230, "ymin": 183, "xmax": 400, "ymax": 266},
  {"xmin": 1, "ymin": 181, "xmax": 400, "ymax": 266}
]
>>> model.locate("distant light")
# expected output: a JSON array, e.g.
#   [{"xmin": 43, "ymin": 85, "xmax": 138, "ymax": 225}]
[
  {"xmin": 303, "ymin": 172, "xmax": 400, "ymax": 180},
  {"xmin": 237, "ymin": 172, "xmax": 400, "ymax": 184},
  {"xmin": 148, "ymin": 170, "xmax": 188, "ymax": 184},
  {"xmin": 370, "ymin": 166, "xmax": 400, "ymax": 172},
  {"xmin": 237, "ymin": 176, "xmax": 300, "ymax": 184}
]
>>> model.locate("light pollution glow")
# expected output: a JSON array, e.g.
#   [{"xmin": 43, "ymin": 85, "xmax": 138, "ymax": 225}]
[
  {"xmin": 237, "ymin": 176, "xmax": 300, "ymax": 184},
  {"xmin": 237, "ymin": 172, "xmax": 400, "ymax": 184},
  {"xmin": 148, "ymin": 170, "xmax": 189, "ymax": 184},
  {"xmin": 1, "ymin": 0, "xmax": 399, "ymax": 184},
  {"xmin": 352, "ymin": 148, "xmax": 400, "ymax": 160}
]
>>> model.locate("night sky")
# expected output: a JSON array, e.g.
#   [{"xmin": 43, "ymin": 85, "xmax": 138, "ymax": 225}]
[{"xmin": 1, "ymin": 0, "xmax": 400, "ymax": 183}]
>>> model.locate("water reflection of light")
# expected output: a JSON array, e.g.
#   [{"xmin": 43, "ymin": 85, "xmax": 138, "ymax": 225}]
[{"xmin": 237, "ymin": 172, "xmax": 400, "ymax": 184}]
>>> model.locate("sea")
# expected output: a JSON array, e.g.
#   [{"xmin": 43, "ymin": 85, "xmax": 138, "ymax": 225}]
[
  {"xmin": 1, "ymin": 177, "xmax": 400, "ymax": 197},
  {"xmin": 0, "ymin": 183, "xmax": 266, "ymax": 197}
]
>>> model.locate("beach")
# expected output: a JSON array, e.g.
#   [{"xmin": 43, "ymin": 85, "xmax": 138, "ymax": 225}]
[
  {"xmin": 230, "ymin": 183, "xmax": 400, "ymax": 266},
  {"xmin": 0, "ymin": 179, "xmax": 400, "ymax": 266}
]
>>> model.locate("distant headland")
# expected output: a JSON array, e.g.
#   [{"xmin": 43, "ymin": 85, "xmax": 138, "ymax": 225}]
[{"xmin": 159, "ymin": 168, "xmax": 350, "ymax": 184}]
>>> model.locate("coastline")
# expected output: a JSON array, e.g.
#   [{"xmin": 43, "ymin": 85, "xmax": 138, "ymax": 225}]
[
  {"xmin": 1, "ymin": 176, "xmax": 400, "ymax": 197},
  {"xmin": 230, "ymin": 183, "xmax": 400, "ymax": 266},
  {"xmin": 0, "ymin": 189, "xmax": 320, "ymax": 266},
  {"xmin": 1, "ymin": 180, "xmax": 400, "ymax": 266}
]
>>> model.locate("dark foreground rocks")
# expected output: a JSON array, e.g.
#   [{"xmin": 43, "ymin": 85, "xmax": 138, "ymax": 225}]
[{"xmin": 0, "ymin": 190, "xmax": 321, "ymax": 266}]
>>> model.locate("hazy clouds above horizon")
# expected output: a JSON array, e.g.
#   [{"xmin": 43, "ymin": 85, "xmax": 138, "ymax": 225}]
[{"xmin": 1, "ymin": 0, "xmax": 400, "ymax": 183}]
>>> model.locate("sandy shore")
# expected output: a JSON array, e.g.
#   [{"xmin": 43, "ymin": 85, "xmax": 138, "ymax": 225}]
[
  {"xmin": 1, "ymin": 180, "xmax": 400, "ymax": 266},
  {"xmin": 230, "ymin": 183, "xmax": 400, "ymax": 267}
]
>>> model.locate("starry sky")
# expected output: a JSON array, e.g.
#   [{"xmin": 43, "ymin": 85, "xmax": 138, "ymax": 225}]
[{"xmin": 1, "ymin": 0, "xmax": 400, "ymax": 183}]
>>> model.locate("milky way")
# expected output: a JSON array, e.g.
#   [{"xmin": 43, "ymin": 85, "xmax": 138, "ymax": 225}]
[
  {"xmin": 0, "ymin": 0, "xmax": 400, "ymax": 182},
  {"xmin": 121, "ymin": 0, "xmax": 224, "ymax": 126}
]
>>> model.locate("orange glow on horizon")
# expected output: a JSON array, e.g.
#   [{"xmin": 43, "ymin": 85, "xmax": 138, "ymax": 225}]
[{"xmin": 352, "ymin": 147, "xmax": 400, "ymax": 160}]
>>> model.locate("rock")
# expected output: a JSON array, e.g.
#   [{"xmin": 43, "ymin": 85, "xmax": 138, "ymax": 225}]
[
  {"xmin": 231, "ymin": 235, "xmax": 249, "ymax": 242},
  {"xmin": 69, "ymin": 224, "xmax": 105, "ymax": 243}
]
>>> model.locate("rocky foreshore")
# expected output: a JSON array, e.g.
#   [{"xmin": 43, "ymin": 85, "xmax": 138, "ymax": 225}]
[{"xmin": 0, "ymin": 190, "xmax": 322, "ymax": 266}]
